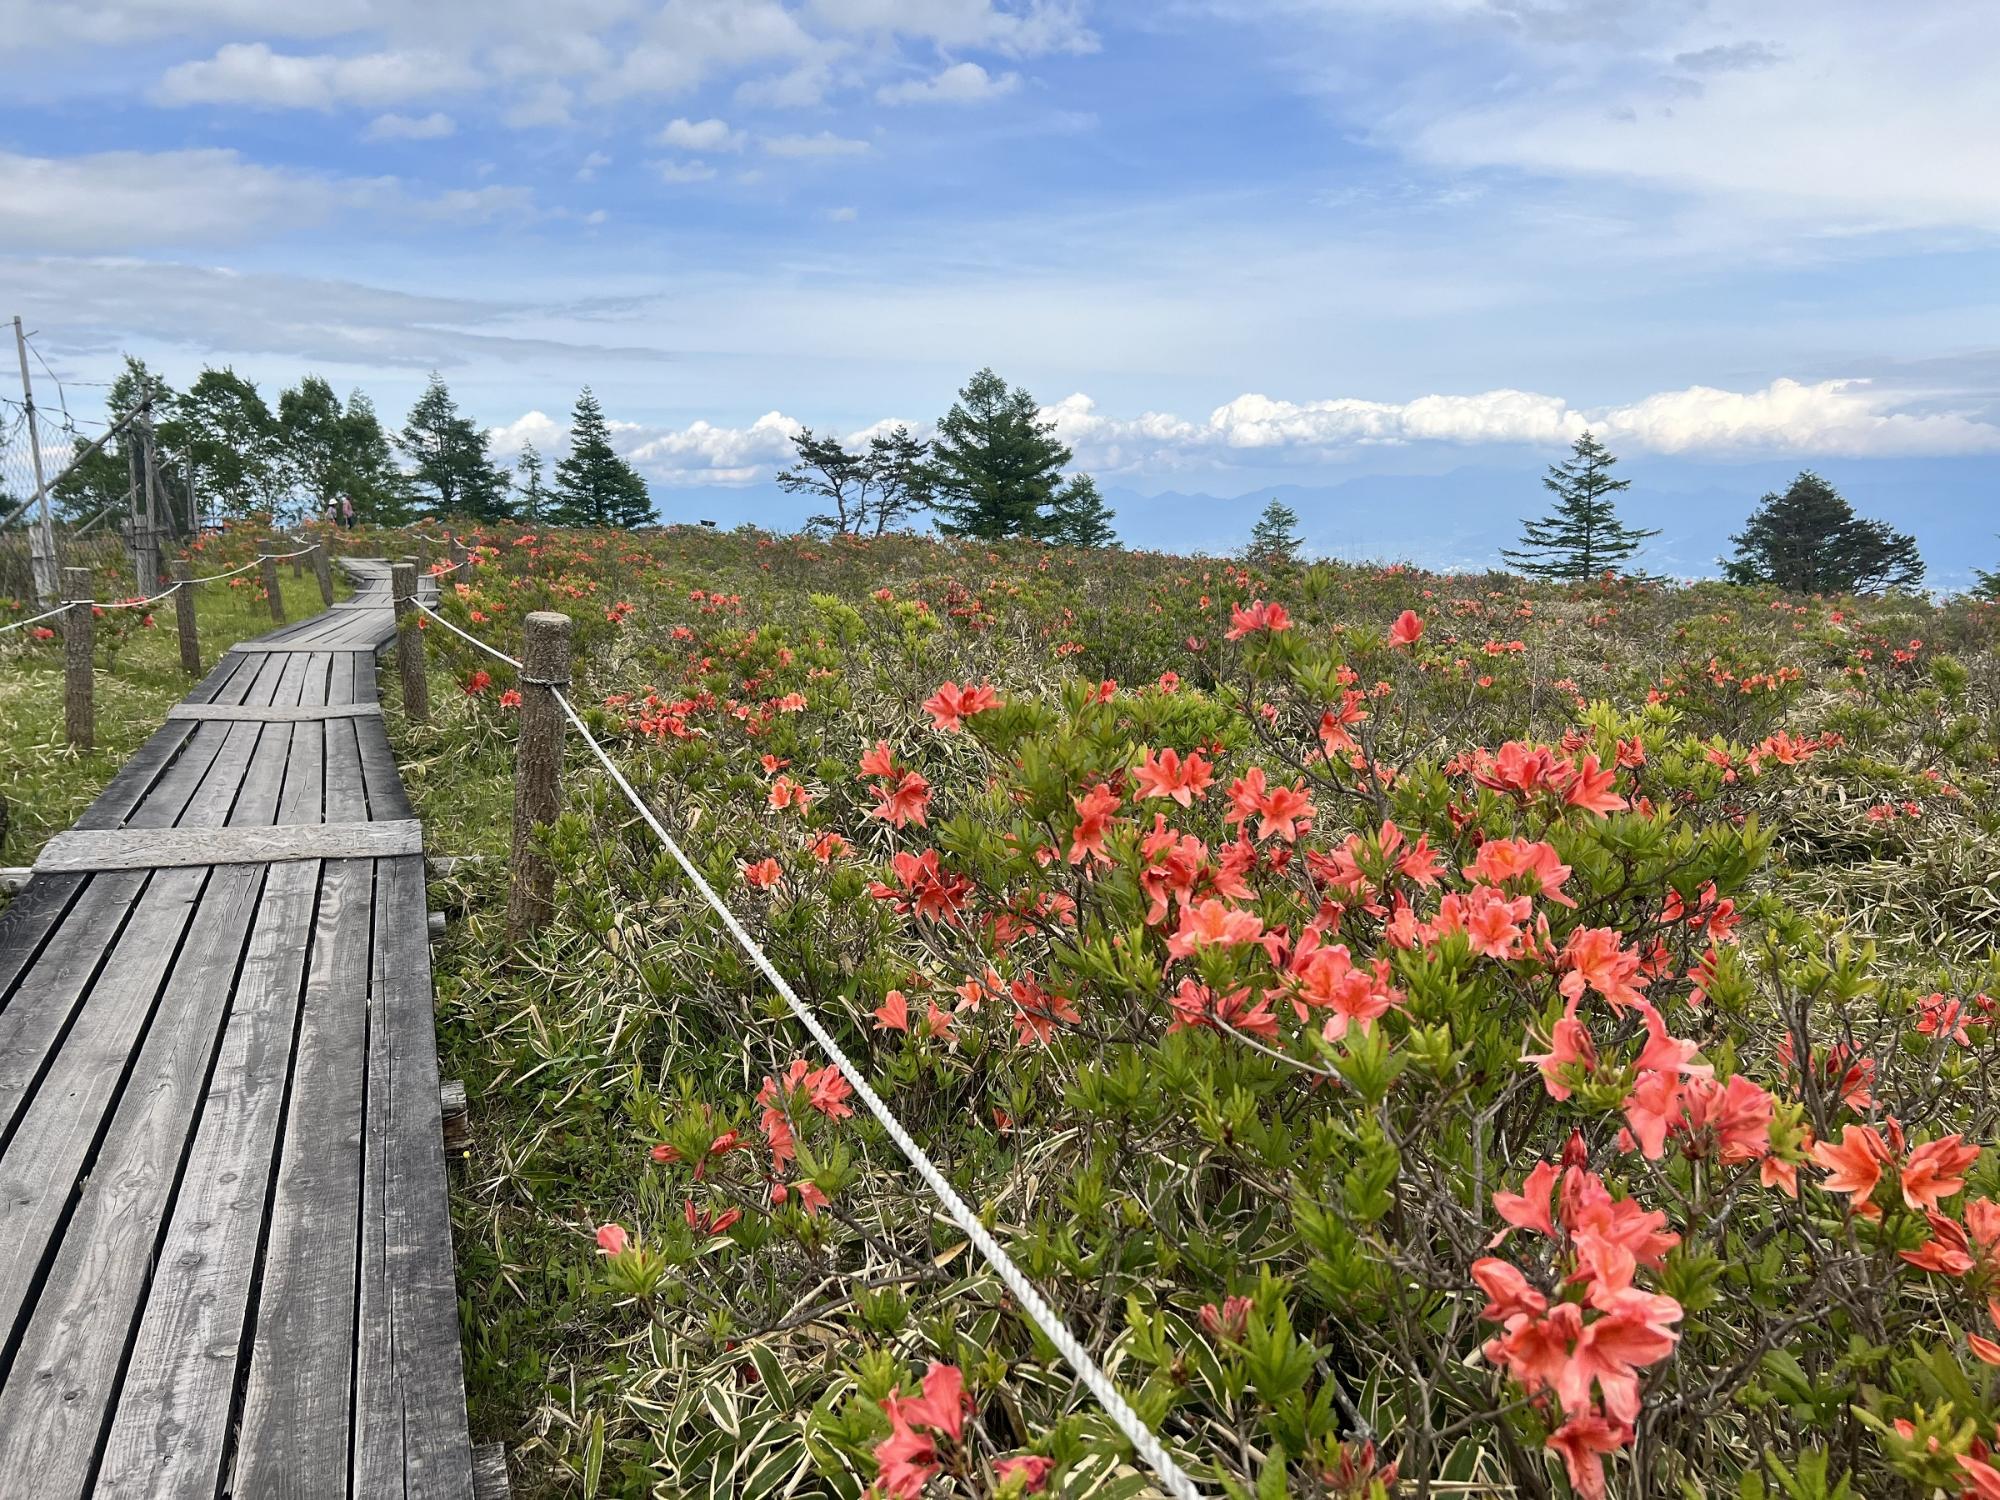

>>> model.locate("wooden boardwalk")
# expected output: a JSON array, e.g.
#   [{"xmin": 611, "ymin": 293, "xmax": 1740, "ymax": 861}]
[{"xmin": 0, "ymin": 560, "xmax": 479, "ymax": 1497}]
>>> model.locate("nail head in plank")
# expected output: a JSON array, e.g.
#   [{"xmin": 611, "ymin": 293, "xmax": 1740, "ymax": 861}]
[{"xmin": 36, "ymin": 820, "xmax": 423, "ymax": 872}]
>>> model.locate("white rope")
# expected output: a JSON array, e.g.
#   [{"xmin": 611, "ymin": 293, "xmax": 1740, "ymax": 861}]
[
  {"xmin": 261, "ymin": 543, "xmax": 318, "ymax": 562},
  {"xmin": 548, "ymin": 687, "xmax": 1208, "ymax": 1499},
  {"xmin": 0, "ymin": 601, "xmax": 73, "ymax": 636},
  {"xmin": 409, "ymin": 599, "xmax": 523, "ymax": 669},
  {"xmin": 94, "ymin": 583, "xmax": 183, "ymax": 612},
  {"xmin": 183, "ymin": 557, "xmax": 264, "ymax": 585}
]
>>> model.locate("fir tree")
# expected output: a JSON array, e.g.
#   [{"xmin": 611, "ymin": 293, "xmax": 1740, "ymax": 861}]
[
  {"xmin": 397, "ymin": 372, "xmax": 509, "ymax": 520},
  {"xmin": 551, "ymin": 387, "xmax": 653, "ymax": 528},
  {"xmin": 340, "ymin": 391, "xmax": 413, "ymax": 524},
  {"xmin": 1040, "ymin": 474, "xmax": 1117, "ymax": 548},
  {"xmin": 929, "ymin": 368, "xmax": 1070, "ymax": 540},
  {"xmin": 1502, "ymin": 432, "xmax": 1657, "ymax": 581},
  {"xmin": 513, "ymin": 442, "xmax": 550, "ymax": 522},
  {"xmin": 863, "ymin": 425, "xmax": 934, "ymax": 535},
  {"xmin": 1725, "ymin": 472, "xmax": 1925, "ymax": 594},
  {"xmin": 1246, "ymin": 499, "xmax": 1303, "ymax": 564}
]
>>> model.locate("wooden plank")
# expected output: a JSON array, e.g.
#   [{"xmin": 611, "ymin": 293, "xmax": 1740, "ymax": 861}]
[
  {"xmin": 165, "ymin": 702, "xmax": 383, "ymax": 723},
  {"xmin": 230, "ymin": 643, "xmax": 388, "ymax": 655},
  {"xmin": 0, "ymin": 864, "xmax": 267, "ymax": 1496},
  {"xmin": 94, "ymin": 861, "xmax": 321, "ymax": 1499},
  {"xmin": 0, "ymin": 868, "xmax": 208, "ymax": 1366},
  {"xmin": 36, "ymin": 821, "xmax": 424, "ymax": 873},
  {"xmin": 0, "ymin": 872, "xmax": 150, "ymax": 1141},
  {"xmin": 276, "ymin": 656, "xmax": 330, "ymax": 830},
  {"xmin": 356, "ymin": 716, "xmax": 413, "ymax": 821},
  {"xmin": 0, "ymin": 872, "xmax": 88, "ymax": 1017},
  {"xmin": 127, "ymin": 652, "xmax": 280, "ymax": 832},
  {"xmin": 223, "ymin": 657, "xmax": 305, "ymax": 830},
  {"xmin": 354, "ymin": 854, "xmax": 473, "ymax": 1499},
  {"xmin": 233, "ymin": 859, "xmax": 372, "ymax": 1497},
  {"xmin": 73, "ymin": 651, "xmax": 252, "ymax": 835}
]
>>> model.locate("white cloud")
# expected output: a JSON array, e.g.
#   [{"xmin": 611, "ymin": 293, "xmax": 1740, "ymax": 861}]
[
  {"xmin": 807, "ymin": 0, "xmax": 1096, "ymax": 56},
  {"xmin": 762, "ymin": 130, "xmax": 871, "ymax": 158},
  {"xmin": 595, "ymin": 0, "xmax": 817, "ymax": 98},
  {"xmin": 828, "ymin": 205, "xmax": 859, "ymax": 222},
  {"xmin": 626, "ymin": 410, "xmax": 804, "ymax": 483},
  {"xmin": 655, "ymin": 116, "xmax": 745, "ymax": 152},
  {"xmin": 154, "ymin": 42, "xmax": 474, "ymax": 109},
  {"xmin": 656, "ymin": 159, "xmax": 718, "ymax": 183},
  {"xmin": 486, "ymin": 409, "xmax": 568, "ymax": 458},
  {"xmin": 575, "ymin": 150, "xmax": 611, "ymax": 181},
  {"xmin": 877, "ymin": 61, "xmax": 1021, "ymax": 105},
  {"xmin": 0, "ymin": 147, "xmax": 530, "ymax": 251},
  {"xmin": 504, "ymin": 81, "xmax": 575, "ymax": 128},
  {"xmin": 364, "ymin": 111, "xmax": 455, "ymax": 141},
  {"xmin": 733, "ymin": 61, "xmax": 834, "ymax": 108}
]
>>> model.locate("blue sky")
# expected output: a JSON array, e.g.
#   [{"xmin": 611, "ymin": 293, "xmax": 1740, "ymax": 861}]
[{"xmin": 5, "ymin": 0, "xmax": 1998, "ymax": 575}]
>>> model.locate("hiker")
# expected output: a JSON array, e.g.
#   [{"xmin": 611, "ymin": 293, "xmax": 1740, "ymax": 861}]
[{"xmin": 341, "ymin": 494, "xmax": 356, "ymax": 529}]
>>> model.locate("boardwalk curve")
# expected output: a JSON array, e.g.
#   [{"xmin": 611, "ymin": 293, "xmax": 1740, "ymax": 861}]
[{"xmin": 0, "ymin": 559, "xmax": 477, "ymax": 1497}]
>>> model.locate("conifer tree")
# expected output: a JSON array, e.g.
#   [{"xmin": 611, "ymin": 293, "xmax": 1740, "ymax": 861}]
[
  {"xmin": 398, "ymin": 372, "xmax": 508, "ymax": 519},
  {"xmin": 1502, "ymin": 432, "xmax": 1657, "ymax": 581},
  {"xmin": 1725, "ymin": 472, "xmax": 1924, "ymax": 593},
  {"xmin": 930, "ymin": 368, "xmax": 1070, "ymax": 540},
  {"xmin": 1247, "ymin": 498, "xmax": 1303, "ymax": 564},
  {"xmin": 863, "ymin": 425, "xmax": 934, "ymax": 535},
  {"xmin": 551, "ymin": 387, "xmax": 653, "ymax": 528},
  {"xmin": 340, "ymin": 390, "xmax": 414, "ymax": 524},
  {"xmin": 1040, "ymin": 474, "xmax": 1117, "ymax": 548},
  {"xmin": 513, "ymin": 441, "xmax": 550, "ymax": 522}
]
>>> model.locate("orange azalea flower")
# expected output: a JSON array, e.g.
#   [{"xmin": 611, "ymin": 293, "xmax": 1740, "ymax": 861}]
[
  {"xmin": 1810, "ymin": 1124, "xmax": 1893, "ymax": 1217},
  {"xmin": 1902, "ymin": 1134, "xmax": 1981, "ymax": 1213},
  {"xmin": 1133, "ymin": 747, "xmax": 1214, "ymax": 806},
  {"xmin": 1387, "ymin": 608, "xmax": 1424, "ymax": 647}
]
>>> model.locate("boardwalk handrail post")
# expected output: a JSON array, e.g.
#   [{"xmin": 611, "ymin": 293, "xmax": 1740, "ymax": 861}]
[
  {"xmin": 259, "ymin": 539, "xmax": 286, "ymax": 624},
  {"xmin": 416, "ymin": 534, "xmax": 434, "ymax": 571},
  {"xmin": 449, "ymin": 535, "xmax": 469, "ymax": 573},
  {"xmin": 507, "ymin": 610, "xmax": 571, "ymax": 939},
  {"xmin": 63, "ymin": 566, "xmax": 93, "ymax": 749},
  {"xmin": 170, "ymin": 558, "xmax": 201, "ymax": 675},
  {"xmin": 311, "ymin": 542, "xmax": 335, "ymax": 607},
  {"xmin": 392, "ymin": 560, "xmax": 431, "ymax": 726}
]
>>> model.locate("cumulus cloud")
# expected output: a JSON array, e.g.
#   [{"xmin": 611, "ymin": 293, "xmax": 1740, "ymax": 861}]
[
  {"xmin": 656, "ymin": 159, "xmax": 719, "ymax": 183},
  {"xmin": 655, "ymin": 116, "xmax": 745, "ymax": 152},
  {"xmin": 486, "ymin": 410, "xmax": 569, "ymax": 458},
  {"xmin": 807, "ymin": 0, "xmax": 1096, "ymax": 56},
  {"xmin": 877, "ymin": 61, "xmax": 1021, "ymax": 104},
  {"xmin": 482, "ymin": 377, "xmax": 1999, "ymax": 491},
  {"xmin": 364, "ymin": 111, "xmax": 455, "ymax": 141},
  {"xmin": 155, "ymin": 42, "xmax": 474, "ymax": 109}
]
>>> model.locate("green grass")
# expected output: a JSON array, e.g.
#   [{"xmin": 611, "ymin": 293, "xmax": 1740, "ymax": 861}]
[{"xmin": 0, "ymin": 563, "xmax": 351, "ymax": 865}]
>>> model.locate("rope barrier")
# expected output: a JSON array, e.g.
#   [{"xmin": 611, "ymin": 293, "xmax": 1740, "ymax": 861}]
[
  {"xmin": 397, "ymin": 596, "xmax": 1203, "ymax": 1495},
  {"xmin": 551, "ymin": 689, "xmax": 1206, "ymax": 1499},
  {"xmin": 0, "ymin": 601, "xmax": 74, "ymax": 636}
]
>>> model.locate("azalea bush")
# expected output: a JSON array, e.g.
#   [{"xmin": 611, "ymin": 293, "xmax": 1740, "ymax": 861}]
[{"xmin": 395, "ymin": 525, "xmax": 2000, "ymax": 1500}]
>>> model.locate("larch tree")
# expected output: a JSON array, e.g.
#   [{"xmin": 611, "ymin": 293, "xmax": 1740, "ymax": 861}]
[
  {"xmin": 551, "ymin": 387, "xmax": 653, "ymax": 528},
  {"xmin": 1502, "ymin": 432, "xmax": 1657, "ymax": 582},
  {"xmin": 397, "ymin": 372, "xmax": 509, "ymax": 520},
  {"xmin": 929, "ymin": 368, "xmax": 1071, "ymax": 540}
]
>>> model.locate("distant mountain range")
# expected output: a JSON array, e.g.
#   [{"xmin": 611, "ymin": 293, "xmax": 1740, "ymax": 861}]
[{"xmin": 647, "ymin": 454, "xmax": 1998, "ymax": 590}]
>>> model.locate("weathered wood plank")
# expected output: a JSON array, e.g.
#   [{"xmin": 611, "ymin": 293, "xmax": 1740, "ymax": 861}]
[
  {"xmin": 0, "ymin": 868, "xmax": 208, "ymax": 1370},
  {"xmin": 356, "ymin": 716, "xmax": 413, "ymax": 821},
  {"xmin": 0, "ymin": 865, "xmax": 268, "ymax": 1497},
  {"xmin": 165, "ymin": 702, "xmax": 383, "ymax": 722},
  {"xmin": 94, "ymin": 861, "xmax": 321, "ymax": 1499},
  {"xmin": 35, "ymin": 820, "xmax": 424, "ymax": 873},
  {"xmin": 354, "ymin": 854, "xmax": 474, "ymax": 1499},
  {"xmin": 233, "ymin": 859, "xmax": 372, "ymax": 1497},
  {"xmin": 0, "ymin": 872, "xmax": 151, "ymax": 1143},
  {"xmin": 0, "ymin": 872, "xmax": 88, "ymax": 1017}
]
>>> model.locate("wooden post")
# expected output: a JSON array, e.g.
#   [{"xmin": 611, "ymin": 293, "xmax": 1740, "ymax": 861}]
[
  {"xmin": 416, "ymin": 535, "xmax": 434, "ymax": 571},
  {"xmin": 311, "ymin": 543, "xmax": 335, "ymax": 607},
  {"xmin": 449, "ymin": 535, "xmax": 469, "ymax": 573},
  {"xmin": 392, "ymin": 560, "xmax": 430, "ymax": 725},
  {"xmin": 137, "ymin": 405, "xmax": 162, "ymax": 595},
  {"xmin": 259, "ymin": 539, "xmax": 285, "ymax": 623},
  {"xmin": 171, "ymin": 558, "xmax": 201, "ymax": 674},
  {"xmin": 508, "ymin": 610, "xmax": 571, "ymax": 939},
  {"xmin": 63, "ymin": 566, "xmax": 93, "ymax": 750}
]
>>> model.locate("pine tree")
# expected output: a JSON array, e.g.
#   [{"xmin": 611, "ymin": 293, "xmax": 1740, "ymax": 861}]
[
  {"xmin": 1247, "ymin": 499, "xmax": 1303, "ymax": 564},
  {"xmin": 397, "ymin": 372, "xmax": 509, "ymax": 520},
  {"xmin": 777, "ymin": 428, "xmax": 872, "ymax": 533},
  {"xmin": 551, "ymin": 387, "xmax": 653, "ymax": 528},
  {"xmin": 1502, "ymin": 432, "xmax": 1657, "ymax": 581},
  {"xmin": 863, "ymin": 425, "xmax": 933, "ymax": 535},
  {"xmin": 165, "ymin": 366, "xmax": 285, "ymax": 518},
  {"xmin": 1725, "ymin": 472, "xmax": 1925, "ymax": 594},
  {"xmin": 1040, "ymin": 474, "xmax": 1117, "ymax": 548},
  {"xmin": 279, "ymin": 374, "xmax": 346, "ymax": 512},
  {"xmin": 929, "ymin": 368, "xmax": 1070, "ymax": 540},
  {"xmin": 513, "ymin": 442, "xmax": 549, "ymax": 522}
]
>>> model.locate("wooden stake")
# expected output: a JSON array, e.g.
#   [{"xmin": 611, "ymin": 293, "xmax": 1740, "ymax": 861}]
[
  {"xmin": 259, "ymin": 539, "xmax": 285, "ymax": 623},
  {"xmin": 507, "ymin": 610, "xmax": 571, "ymax": 939},
  {"xmin": 392, "ymin": 560, "xmax": 430, "ymax": 725},
  {"xmin": 312, "ymin": 543, "xmax": 335, "ymax": 607},
  {"xmin": 63, "ymin": 566, "xmax": 93, "ymax": 750},
  {"xmin": 171, "ymin": 558, "xmax": 200, "ymax": 674}
]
